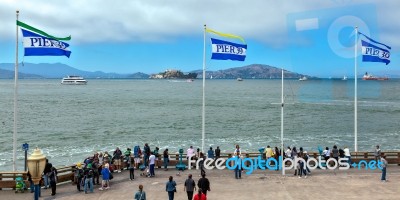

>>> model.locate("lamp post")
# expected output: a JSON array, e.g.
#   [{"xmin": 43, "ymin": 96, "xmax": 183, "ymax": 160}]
[{"xmin": 27, "ymin": 148, "xmax": 46, "ymax": 200}]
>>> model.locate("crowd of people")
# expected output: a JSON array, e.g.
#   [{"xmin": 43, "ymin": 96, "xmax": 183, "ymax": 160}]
[{"xmin": 35, "ymin": 143, "xmax": 388, "ymax": 199}]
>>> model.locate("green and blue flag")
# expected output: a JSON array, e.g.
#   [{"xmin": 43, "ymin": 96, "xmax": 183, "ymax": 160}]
[{"xmin": 17, "ymin": 20, "xmax": 71, "ymax": 58}]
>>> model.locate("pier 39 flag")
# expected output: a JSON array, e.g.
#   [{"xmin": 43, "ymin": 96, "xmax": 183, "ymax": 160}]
[
  {"xmin": 206, "ymin": 28, "xmax": 247, "ymax": 61},
  {"xmin": 359, "ymin": 32, "xmax": 390, "ymax": 65},
  {"xmin": 17, "ymin": 20, "xmax": 71, "ymax": 58}
]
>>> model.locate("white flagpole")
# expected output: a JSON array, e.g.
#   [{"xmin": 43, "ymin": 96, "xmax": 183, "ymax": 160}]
[
  {"xmin": 354, "ymin": 26, "xmax": 358, "ymax": 152},
  {"xmin": 202, "ymin": 24, "xmax": 206, "ymax": 153},
  {"xmin": 13, "ymin": 10, "xmax": 20, "ymax": 171},
  {"xmin": 281, "ymin": 68, "xmax": 285, "ymax": 175}
]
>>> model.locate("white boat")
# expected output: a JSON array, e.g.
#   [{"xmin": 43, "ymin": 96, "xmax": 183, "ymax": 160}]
[
  {"xmin": 237, "ymin": 78, "xmax": 243, "ymax": 81},
  {"xmin": 342, "ymin": 76, "xmax": 348, "ymax": 80},
  {"xmin": 61, "ymin": 75, "xmax": 87, "ymax": 85},
  {"xmin": 299, "ymin": 76, "xmax": 307, "ymax": 81}
]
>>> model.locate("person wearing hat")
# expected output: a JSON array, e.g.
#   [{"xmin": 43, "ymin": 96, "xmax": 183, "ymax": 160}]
[
  {"xmin": 84, "ymin": 163, "xmax": 94, "ymax": 194},
  {"xmin": 75, "ymin": 163, "xmax": 84, "ymax": 192}
]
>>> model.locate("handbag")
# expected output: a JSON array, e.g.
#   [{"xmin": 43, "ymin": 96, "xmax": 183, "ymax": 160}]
[
  {"xmin": 109, "ymin": 173, "xmax": 113, "ymax": 180},
  {"xmin": 173, "ymin": 181, "xmax": 177, "ymax": 192}
]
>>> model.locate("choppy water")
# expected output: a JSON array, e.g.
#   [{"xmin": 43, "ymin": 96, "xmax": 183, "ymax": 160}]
[{"xmin": 1, "ymin": 79, "xmax": 399, "ymax": 170}]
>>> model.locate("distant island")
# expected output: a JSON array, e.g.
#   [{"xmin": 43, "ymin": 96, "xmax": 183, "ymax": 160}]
[
  {"xmin": 1, "ymin": 62, "xmax": 400, "ymax": 79},
  {"xmin": 149, "ymin": 69, "xmax": 197, "ymax": 79},
  {"xmin": 193, "ymin": 64, "xmax": 309, "ymax": 79},
  {"xmin": 0, "ymin": 63, "xmax": 312, "ymax": 79}
]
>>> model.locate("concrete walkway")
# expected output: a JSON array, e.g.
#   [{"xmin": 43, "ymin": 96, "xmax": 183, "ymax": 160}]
[{"xmin": 3, "ymin": 165, "xmax": 399, "ymax": 200}]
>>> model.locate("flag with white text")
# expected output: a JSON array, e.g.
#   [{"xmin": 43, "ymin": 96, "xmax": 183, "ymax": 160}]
[
  {"xmin": 17, "ymin": 20, "xmax": 71, "ymax": 58},
  {"xmin": 359, "ymin": 32, "xmax": 390, "ymax": 65},
  {"xmin": 210, "ymin": 38, "xmax": 247, "ymax": 61},
  {"xmin": 206, "ymin": 28, "xmax": 247, "ymax": 61}
]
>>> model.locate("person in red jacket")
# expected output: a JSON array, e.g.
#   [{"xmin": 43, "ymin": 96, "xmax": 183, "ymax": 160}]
[{"xmin": 193, "ymin": 188, "xmax": 207, "ymax": 200}]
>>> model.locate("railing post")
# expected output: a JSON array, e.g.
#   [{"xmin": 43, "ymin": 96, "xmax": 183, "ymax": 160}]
[
  {"xmin": 246, "ymin": 153, "xmax": 250, "ymax": 167},
  {"xmin": 398, "ymin": 152, "xmax": 400, "ymax": 166}
]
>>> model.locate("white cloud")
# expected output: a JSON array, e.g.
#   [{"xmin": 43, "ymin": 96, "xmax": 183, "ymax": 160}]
[{"xmin": 0, "ymin": 0, "xmax": 399, "ymax": 48}]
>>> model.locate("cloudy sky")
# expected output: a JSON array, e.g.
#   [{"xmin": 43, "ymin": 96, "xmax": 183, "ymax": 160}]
[{"xmin": 0, "ymin": 0, "xmax": 398, "ymax": 77}]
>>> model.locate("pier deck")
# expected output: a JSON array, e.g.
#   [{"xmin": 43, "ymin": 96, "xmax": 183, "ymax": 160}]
[{"xmin": 1, "ymin": 165, "xmax": 399, "ymax": 200}]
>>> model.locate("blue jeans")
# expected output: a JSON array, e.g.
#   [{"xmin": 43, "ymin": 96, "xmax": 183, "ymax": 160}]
[
  {"xmin": 345, "ymin": 156, "xmax": 352, "ymax": 166},
  {"xmin": 29, "ymin": 180, "xmax": 34, "ymax": 192},
  {"xmin": 235, "ymin": 167, "xmax": 241, "ymax": 178},
  {"xmin": 43, "ymin": 174, "xmax": 49, "ymax": 188},
  {"xmin": 163, "ymin": 158, "xmax": 169, "ymax": 169},
  {"xmin": 150, "ymin": 164, "xmax": 155, "ymax": 176},
  {"xmin": 298, "ymin": 162, "xmax": 307, "ymax": 177},
  {"xmin": 168, "ymin": 191, "xmax": 174, "ymax": 200},
  {"xmin": 381, "ymin": 167, "xmax": 386, "ymax": 181},
  {"xmin": 84, "ymin": 177, "xmax": 93, "ymax": 193}
]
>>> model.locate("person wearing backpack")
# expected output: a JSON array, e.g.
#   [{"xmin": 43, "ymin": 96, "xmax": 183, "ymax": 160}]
[
  {"xmin": 75, "ymin": 163, "xmax": 84, "ymax": 192},
  {"xmin": 84, "ymin": 163, "xmax": 94, "ymax": 194}
]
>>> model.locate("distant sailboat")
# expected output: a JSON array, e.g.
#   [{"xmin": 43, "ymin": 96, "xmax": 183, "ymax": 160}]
[
  {"xmin": 210, "ymin": 75, "xmax": 213, "ymax": 79},
  {"xmin": 342, "ymin": 76, "xmax": 348, "ymax": 80}
]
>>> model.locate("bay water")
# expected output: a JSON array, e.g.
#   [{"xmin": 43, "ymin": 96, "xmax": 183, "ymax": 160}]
[{"xmin": 1, "ymin": 79, "xmax": 399, "ymax": 171}]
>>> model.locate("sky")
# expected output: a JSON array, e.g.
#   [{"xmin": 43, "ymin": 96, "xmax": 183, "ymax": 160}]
[{"xmin": 0, "ymin": 0, "xmax": 399, "ymax": 77}]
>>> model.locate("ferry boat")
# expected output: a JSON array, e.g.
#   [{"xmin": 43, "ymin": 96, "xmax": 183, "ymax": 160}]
[
  {"xmin": 61, "ymin": 75, "xmax": 88, "ymax": 85},
  {"xmin": 362, "ymin": 72, "xmax": 388, "ymax": 81}
]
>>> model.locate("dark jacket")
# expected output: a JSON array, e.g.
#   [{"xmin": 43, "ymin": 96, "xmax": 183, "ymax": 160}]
[
  {"xmin": 197, "ymin": 177, "xmax": 210, "ymax": 191},
  {"xmin": 43, "ymin": 162, "xmax": 52, "ymax": 174}
]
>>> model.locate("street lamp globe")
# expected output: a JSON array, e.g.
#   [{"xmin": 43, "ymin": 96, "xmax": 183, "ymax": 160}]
[{"xmin": 27, "ymin": 148, "xmax": 46, "ymax": 185}]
